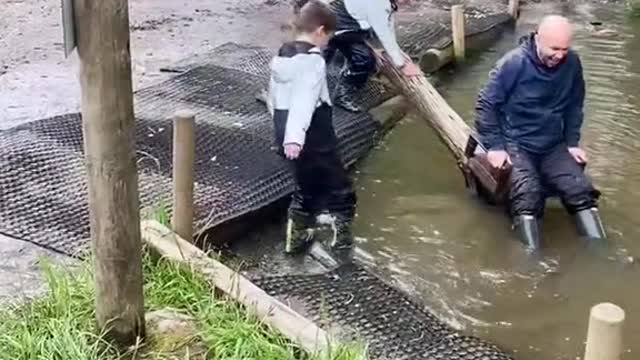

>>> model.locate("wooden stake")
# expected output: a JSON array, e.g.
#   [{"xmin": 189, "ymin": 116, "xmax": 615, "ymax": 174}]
[
  {"xmin": 73, "ymin": 0, "xmax": 145, "ymax": 346},
  {"xmin": 451, "ymin": 5, "xmax": 466, "ymax": 62},
  {"xmin": 584, "ymin": 303, "xmax": 625, "ymax": 360},
  {"xmin": 172, "ymin": 110, "xmax": 196, "ymax": 242},
  {"xmin": 508, "ymin": 0, "xmax": 520, "ymax": 19}
]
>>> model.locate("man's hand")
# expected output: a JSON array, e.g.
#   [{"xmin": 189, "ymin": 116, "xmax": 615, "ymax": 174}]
[
  {"xmin": 568, "ymin": 147, "xmax": 587, "ymax": 163},
  {"xmin": 284, "ymin": 143, "xmax": 302, "ymax": 160},
  {"xmin": 487, "ymin": 150, "xmax": 511, "ymax": 169},
  {"xmin": 401, "ymin": 60, "xmax": 422, "ymax": 77}
]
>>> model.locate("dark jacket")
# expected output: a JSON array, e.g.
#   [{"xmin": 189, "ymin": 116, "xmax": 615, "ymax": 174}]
[{"xmin": 474, "ymin": 33, "xmax": 586, "ymax": 154}]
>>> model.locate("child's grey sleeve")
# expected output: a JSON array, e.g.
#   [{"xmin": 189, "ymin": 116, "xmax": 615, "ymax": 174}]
[
  {"xmin": 367, "ymin": 3, "xmax": 405, "ymax": 67},
  {"xmin": 283, "ymin": 57, "xmax": 326, "ymax": 147}
]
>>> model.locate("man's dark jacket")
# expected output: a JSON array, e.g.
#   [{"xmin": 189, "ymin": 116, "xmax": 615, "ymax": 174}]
[{"xmin": 474, "ymin": 33, "xmax": 585, "ymax": 154}]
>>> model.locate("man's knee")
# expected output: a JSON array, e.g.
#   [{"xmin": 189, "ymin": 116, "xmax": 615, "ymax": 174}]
[
  {"xmin": 509, "ymin": 157, "xmax": 544, "ymax": 216},
  {"xmin": 542, "ymin": 148, "xmax": 599, "ymax": 213}
]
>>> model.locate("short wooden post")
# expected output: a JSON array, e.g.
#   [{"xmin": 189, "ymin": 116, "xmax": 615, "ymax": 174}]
[
  {"xmin": 74, "ymin": 0, "xmax": 145, "ymax": 346},
  {"xmin": 172, "ymin": 110, "xmax": 196, "ymax": 242},
  {"xmin": 451, "ymin": 5, "xmax": 465, "ymax": 62},
  {"xmin": 584, "ymin": 303, "xmax": 625, "ymax": 360},
  {"xmin": 508, "ymin": 0, "xmax": 519, "ymax": 19}
]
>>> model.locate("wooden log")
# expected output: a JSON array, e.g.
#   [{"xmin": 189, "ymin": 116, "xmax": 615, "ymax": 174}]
[
  {"xmin": 141, "ymin": 220, "xmax": 332, "ymax": 355},
  {"xmin": 451, "ymin": 5, "xmax": 466, "ymax": 62},
  {"xmin": 419, "ymin": 47, "xmax": 454, "ymax": 74},
  {"xmin": 172, "ymin": 110, "xmax": 196, "ymax": 242},
  {"xmin": 584, "ymin": 303, "xmax": 625, "ymax": 360},
  {"xmin": 73, "ymin": 0, "xmax": 145, "ymax": 345},
  {"xmin": 377, "ymin": 55, "xmax": 510, "ymax": 203}
]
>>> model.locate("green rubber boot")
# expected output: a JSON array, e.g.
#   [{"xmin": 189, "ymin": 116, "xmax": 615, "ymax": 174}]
[{"xmin": 284, "ymin": 213, "xmax": 315, "ymax": 255}]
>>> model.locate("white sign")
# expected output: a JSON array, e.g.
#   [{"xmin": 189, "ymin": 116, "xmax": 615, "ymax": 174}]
[{"xmin": 61, "ymin": 0, "xmax": 76, "ymax": 58}]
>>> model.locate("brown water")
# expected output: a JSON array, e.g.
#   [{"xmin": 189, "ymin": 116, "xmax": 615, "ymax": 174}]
[{"xmin": 353, "ymin": 3, "xmax": 639, "ymax": 359}]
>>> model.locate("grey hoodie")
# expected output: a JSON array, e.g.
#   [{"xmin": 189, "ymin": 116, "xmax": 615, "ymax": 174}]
[{"xmin": 268, "ymin": 42, "xmax": 332, "ymax": 147}]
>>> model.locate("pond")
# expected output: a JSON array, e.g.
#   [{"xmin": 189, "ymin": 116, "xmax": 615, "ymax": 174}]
[{"xmin": 352, "ymin": 2, "xmax": 640, "ymax": 359}]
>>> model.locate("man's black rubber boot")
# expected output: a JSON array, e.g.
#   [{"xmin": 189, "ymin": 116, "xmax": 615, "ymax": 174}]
[
  {"xmin": 333, "ymin": 81, "xmax": 362, "ymax": 113},
  {"xmin": 514, "ymin": 214, "xmax": 541, "ymax": 251},
  {"xmin": 284, "ymin": 213, "xmax": 315, "ymax": 255},
  {"xmin": 574, "ymin": 208, "xmax": 606, "ymax": 240}
]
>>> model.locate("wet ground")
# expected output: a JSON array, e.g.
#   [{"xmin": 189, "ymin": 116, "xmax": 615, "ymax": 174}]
[
  {"xmin": 0, "ymin": 0, "xmax": 291, "ymax": 301},
  {"xmin": 353, "ymin": 2, "xmax": 639, "ymax": 359}
]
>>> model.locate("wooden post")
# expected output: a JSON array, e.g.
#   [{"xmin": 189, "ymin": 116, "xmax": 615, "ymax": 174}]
[
  {"xmin": 73, "ymin": 0, "xmax": 145, "ymax": 346},
  {"xmin": 172, "ymin": 110, "xmax": 196, "ymax": 242},
  {"xmin": 508, "ymin": 0, "xmax": 520, "ymax": 19},
  {"xmin": 584, "ymin": 303, "xmax": 625, "ymax": 360},
  {"xmin": 451, "ymin": 5, "xmax": 465, "ymax": 62}
]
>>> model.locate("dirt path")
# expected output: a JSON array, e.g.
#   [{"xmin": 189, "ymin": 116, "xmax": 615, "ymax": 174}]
[{"xmin": 0, "ymin": 0, "xmax": 289, "ymax": 129}]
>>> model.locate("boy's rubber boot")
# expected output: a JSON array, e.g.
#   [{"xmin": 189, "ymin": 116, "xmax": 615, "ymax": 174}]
[
  {"xmin": 284, "ymin": 212, "xmax": 315, "ymax": 255},
  {"xmin": 513, "ymin": 214, "xmax": 541, "ymax": 252},
  {"xmin": 333, "ymin": 81, "xmax": 362, "ymax": 113},
  {"xmin": 329, "ymin": 213, "xmax": 355, "ymax": 263},
  {"xmin": 574, "ymin": 208, "xmax": 606, "ymax": 241}
]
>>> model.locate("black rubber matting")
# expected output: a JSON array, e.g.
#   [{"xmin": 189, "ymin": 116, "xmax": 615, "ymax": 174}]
[
  {"xmin": 252, "ymin": 263, "xmax": 514, "ymax": 360},
  {"xmin": 0, "ymin": 43, "xmax": 392, "ymax": 255}
]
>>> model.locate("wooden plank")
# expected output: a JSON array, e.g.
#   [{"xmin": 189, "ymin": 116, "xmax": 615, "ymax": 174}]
[
  {"xmin": 141, "ymin": 220, "xmax": 332, "ymax": 355},
  {"xmin": 584, "ymin": 303, "xmax": 625, "ymax": 360}
]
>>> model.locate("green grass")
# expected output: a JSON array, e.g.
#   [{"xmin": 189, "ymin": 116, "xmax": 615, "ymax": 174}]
[{"xmin": 0, "ymin": 203, "xmax": 366, "ymax": 359}]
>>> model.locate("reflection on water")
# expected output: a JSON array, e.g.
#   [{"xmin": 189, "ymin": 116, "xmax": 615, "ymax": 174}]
[{"xmin": 353, "ymin": 2, "xmax": 639, "ymax": 359}]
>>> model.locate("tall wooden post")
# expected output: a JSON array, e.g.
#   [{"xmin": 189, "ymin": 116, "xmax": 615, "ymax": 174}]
[
  {"xmin": 73, "ymin": 0, "xmax": 145, "ymax": 346},
  {"xmin": 451, "ymin": 5, "xmax": 466, "ymax": 62},
  {"xmin": 172, "ymin": 110, "xmax": 196, "ymax": 242},
  {"xmin": 584, "ymin": 303, "xmax": 625, "ymax": 360}
]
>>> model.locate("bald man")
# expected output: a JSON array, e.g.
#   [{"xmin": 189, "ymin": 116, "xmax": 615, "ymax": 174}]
[{"xmin": 473, "ymin": 15, "xmax": 605, "ymax": 250}]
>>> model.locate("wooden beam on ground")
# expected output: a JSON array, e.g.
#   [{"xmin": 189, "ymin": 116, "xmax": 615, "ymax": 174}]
[
  {"xmin": 451, "ymin": 5, "xmax": 466, "ymax": 62},
  {"xmin": 141, "ymin": 220, "xmax": 332, "ymax": 355},
  {"xmin": 172, "ymin": 110, "xmax": 196, "ymax": 242},
  {"xmin": 73, "ymin": 0, "xmax": 145, "ymax": 346}
]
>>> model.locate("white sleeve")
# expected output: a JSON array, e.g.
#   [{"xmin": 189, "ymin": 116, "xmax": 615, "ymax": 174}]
[
  {"xmin": 367, "ymin": 3, "xmax": 405, "ymax": 67},
  {"xmin": 284, "ymin": 57, "xmax": 325, "ymax": 147}
]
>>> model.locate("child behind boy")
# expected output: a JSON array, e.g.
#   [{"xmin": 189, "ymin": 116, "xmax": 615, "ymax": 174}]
[{"xmin": 268, "ymin": 0, "xmax": 357, "ymax": 256}]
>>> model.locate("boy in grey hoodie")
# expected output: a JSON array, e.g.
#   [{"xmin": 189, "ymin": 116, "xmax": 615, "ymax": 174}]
[{"xmin": 268, "ymin": 1, "xmax": 357, "ymax": 255}]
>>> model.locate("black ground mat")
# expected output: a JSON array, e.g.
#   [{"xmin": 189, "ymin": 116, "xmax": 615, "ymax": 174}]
[
  {"xmin": 252, "ymin": 263, "xmax": 514, "ymax": 360},
  {"xmin": 0, "ymin": 43, "xmax": 387, "ymax": 255}
]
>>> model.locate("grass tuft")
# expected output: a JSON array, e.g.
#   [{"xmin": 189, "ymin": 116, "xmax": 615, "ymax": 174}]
[{"xmin": 0, "ymin": 253, "xmax": 366, "ymax": 360}]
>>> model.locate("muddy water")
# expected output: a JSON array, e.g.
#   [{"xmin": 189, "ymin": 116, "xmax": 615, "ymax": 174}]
[{"xmin": 353, "ymin": 3, "xmax": 639, "ymax": 359}]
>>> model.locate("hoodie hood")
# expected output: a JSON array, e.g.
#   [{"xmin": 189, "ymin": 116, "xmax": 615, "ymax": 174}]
[{"xmin": 270, "ymin": 41, "xmax": 321, "ymax": 83}]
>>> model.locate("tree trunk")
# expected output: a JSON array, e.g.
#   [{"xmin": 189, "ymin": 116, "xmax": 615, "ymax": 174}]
[{"xmin": 74, "ymin": 0, "xmax": 145, "ymax": 346}]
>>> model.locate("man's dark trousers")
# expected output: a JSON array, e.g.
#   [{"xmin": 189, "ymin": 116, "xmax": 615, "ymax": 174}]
[{"xmin": 507, "ymin": 143, "xmax": 600, "ymax": 218}]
